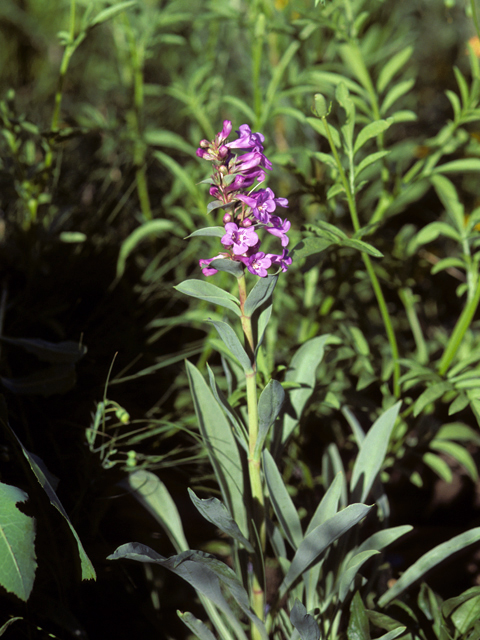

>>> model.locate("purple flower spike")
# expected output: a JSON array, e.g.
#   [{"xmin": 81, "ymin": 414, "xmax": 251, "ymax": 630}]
[{"xmin": 222, "ymin": 222, "xmax": 259, "ymax": 255}]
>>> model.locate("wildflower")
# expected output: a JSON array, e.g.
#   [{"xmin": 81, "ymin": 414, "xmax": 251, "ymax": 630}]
[{"xmin": 197, "ymin": 121, "xmax": 292, "ymax": 277}]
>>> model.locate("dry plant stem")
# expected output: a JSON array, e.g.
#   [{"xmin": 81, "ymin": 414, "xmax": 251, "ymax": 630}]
[
  {"xmin": 321, "ymin": 115, "xmax": 401, "ymax": 397},
  {"xmin": 238, "ymin": 273, "xmax": 266, "ymax": 635}
]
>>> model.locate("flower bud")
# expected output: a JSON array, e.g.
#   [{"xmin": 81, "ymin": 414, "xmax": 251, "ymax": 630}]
[
  {"xmin": 241, "ymin": 218, "xmax": 252, "ymax": 227},
  {"xmin": 223, "ymin": 213, "xmax": 232, "ymax": 224}
]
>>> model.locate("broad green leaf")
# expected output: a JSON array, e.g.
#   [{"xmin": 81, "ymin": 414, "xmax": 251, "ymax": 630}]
[
  {"xmin": 350, "ymin": 402, "xmax": 401, "ymax": 502},
  {"xmin": 0, "ymin": 336, "xmax": 86, "ymax": 364},
  {"xmin": 347, "ymin": 591, "xmax": 370, "ymax": 640},
  {"xmin": 451, "ymin": 595, "xmax": 480, "ymax": 634},
  {"xmin": 264, "ymin": 449, "xmax": 303, "ymax": 550},
  {"xmin": 87, "ymin": 1, "xmax": 136, "ymax": 28},
  {"xmin": 186, "ymin": 226, "xmax": 225, "ymax": 239},
  {"xmin": 117, "ymin": 219, "xmax": 174, "ymax": 278},
  {"xmin": 436, "ymin": 423, "xmax": 480, "ymax": 445},
  {"xmin": 339, "ymin": 550, "xmax": 379, "ymax": 602},
  {"xmin": 356, "ymin": 525, "xmax": 412, "ymax": 554},
  {"xmin": 188, "ymin": 489, "xmax": 253, "ymax": 553},
  {"xmin": 177, "ymin": 611, "xmax": 217, "ymax": 640},
  {"xmin": 175, "ymin": 280, "xmax": 241, "ymax": 317},
  {"xmin": 290, "ymin": 600, "xmax": 320, "ymax": 640},
  {"xmin": 279, "ymin": 504, "xmax": 373, "ymax": 597},
  {"xmin": 430, "ymin": 440, "xmax": 478, "ymax": 481},
  {"xmin": 1, "ymin": 364, "xmax": 76, "ymax": 396},
  {"xmin": 255, "ymin": 379, "xmax": 285, "ymax": 457},
  {"xmin": 410, "ymin": 221, "xmax": 460, "ymax": 250},
  {"xmin": 5, "ymin": 425, "xmax": 96, "ymax": 581},
  {"xmin": 290, "ymin": 237, "xmax": 334, "ymax": 261},
  {"xmin": 206, "ymin": 364, "xmax": 247, "ymax": 448},
  {"xmin": 442, "ymin": 586, "xmax": 480, "ymax": 617},
  {"xmin": 413, "ymin": 381, "xmax": 451, "ymax": 416},
  {"xmin": 108, "ymin": 544, "xmax": 266, "ymax": 640},
  {"xmin": 186, "ymin": 360, "xmax": 247, "ymax": 536},
  {"xmin": 353, "ymin": 120, "xmax": 392, "ymax": 155},
  {"xmin": 122, "ymin": 470, "xmax": 188, "ymax": 552},
  {"xmin": 244, "ymin": 275, "xmax": 278, "ymax": 317},
  {"xmin": 276, "ymin": 335, "xmax": 336, "ymax": 448},
  {"xmin": 433, "ymin": 158, "xmax": 480, "ymax": 174},
  {"xmin": 378, "ymin": 528, "xmax": 480, "ymax": 607},
  {"xmin": 0, "ymin": 483, "xmax": 36, "ymax": 601},
  {"xmin": 208, "ymin": 320, "xmax": 252, "ymax": 372},
  {"xmin": 377, "ymin": 46, "xmax": 414, "ymax": 93}
]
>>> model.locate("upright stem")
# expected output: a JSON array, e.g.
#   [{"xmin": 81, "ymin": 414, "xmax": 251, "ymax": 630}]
[
  {"xmin": 238, "ymin": 273, "xmax": 265, "ymax": 638},
  {"xmin": 321, "ymin": 116, "xmax": 401, "ymax": 397}
]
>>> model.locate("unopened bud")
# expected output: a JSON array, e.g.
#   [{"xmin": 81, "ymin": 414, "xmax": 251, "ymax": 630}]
[
  {"xmin": 241, "ymin": 218, "xmax": 252, "ymax": 227},
  {"xmin": 313, "ymin": 94, "xmax": 329, "ymax": 118},
  {"xmin": 223, "ymin": 213, "xmax": 232, "ymax": 224}
]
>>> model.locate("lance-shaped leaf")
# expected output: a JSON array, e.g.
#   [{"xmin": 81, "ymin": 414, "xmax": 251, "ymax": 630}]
[
  {"xmin": 255, "ymin": 380, "xmax": 285, "ymax": 457},
  {"xmin": 206, "ymin": 364, "xmax": 247, "ymax": 449},
  {"xmin": 0, "ymin": 482, "xmax": 36, "ymax": 601},
  {"xmin": 122, "ymin": 470, "xmax": 188, "ymax": 553},
  {"xmin": 280, "ymin": 504, "xmax": 373, "ymax": 597},
  {"xmin": 208, "ymin": 320, "xmax": 252, "ymax": 372},
  {"xmin": 338, "ymin": 550, "xmax": 379, "ymax": 602},
  {"xmin": 244, "ymin": 275, "xmax": 278, "ymax": 317},
  {"xmin": 175, "ymin": 280, "xmax": 241, "ymax": 317},
  {"xmin": 290, "ymin": 600, "xmax": 320, "ymax": 640},
  {"xmin": 186, "ymin": 226, "xmax": 225, "ymax": 239},
  {"xmin": 378, "ymin": 528, "xmax": 480, "ymax": 607},
  {"xmin": 353, "ymin": 119, "xmax": 392, "ymax": 155},
  {"xmin": 264, "ymin": 449, "xmax": 303, "ymax": 550},
  {"xmin": 356, "ymin": 525, "xmax": 413, "ymax": 555},
  {"xmin": 4, "ymin": 424, "xmax": 96, "ymax": 581},
  {"xmin": 186, "ymin": 360, "xmax": 248, "ymax": 536},
  {"xmin": 177, "ymin": 611, "xmax": 217, "ymax": 640},
  {"xmin": 188, "ymin": 489, "xmax": 253, "ymax": 553},
  {"xmin": 210, "ymin": 259, "xmax": 245, "ymax": 277},
  {"xmin": 108, "ymin": 544, "xmax": 267, "ymax": 640},
  {"xmin": 350, "ymin": 402, "xmax": 401, "ymax": 503},
  {"xmin": 117, "ymin": 219, "xmax": 174, "ymax": 278},
  {"xmin": 0, "ymin": 336, "xmax": 86, "ymax": 364}
]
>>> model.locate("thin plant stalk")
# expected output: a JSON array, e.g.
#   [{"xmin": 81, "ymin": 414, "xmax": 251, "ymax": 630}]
[
  {"xmin": 238, "ymin": 272, "xmax": 266, "ymax": 638},
  {"xmin": 321, "ymin": 116, "xmax": 401, "ymax": 397}
]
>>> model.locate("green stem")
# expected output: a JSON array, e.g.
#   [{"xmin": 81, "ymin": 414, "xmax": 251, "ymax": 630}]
[
  {"xmin": 321, "ymin": 116, "xmax": 401, "ymax": 396},
  {"xmin": 438, "ymin": 275, "xmax": 480, "ymax": 376},
  {"xmin": 238, "ymin": 273, "xmax": 265, "ymax": 638}
]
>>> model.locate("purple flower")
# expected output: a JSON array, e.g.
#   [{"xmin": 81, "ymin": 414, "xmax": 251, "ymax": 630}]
[
  {"xmin": 243, "ymin": 252, "xmax": 272, "ymax": 277},
  {"xmin": 226, "ymin": 124, "xmax": 265, "ymax": 152},
  {"xmin": 221, "ymin": 222, "xmax": 259, "ymax": 255},
  {"xmin": 267, "ymin": 249, "xmax": 292, "ymax": 273},
  {"xmin": 199, "ymin": 254, "xmax": 226, "ymax": 276},
  {"xmin": 266, "ymin": 215, "xmax": 291, "ymax": 247},
  {"xmin": 238, "ymin": 188, "xmax": 288, "ymax": 223}
]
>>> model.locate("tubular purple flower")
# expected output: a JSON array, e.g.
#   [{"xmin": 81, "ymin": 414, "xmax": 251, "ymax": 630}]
[
  {"xmin": 266, "ymin": 216, "xmax": 291, "ymax": 247},
  {"xmin": 267, "ymin": 249, "xmax": 292, "ymax": 272},
  {"xmin": 221, "ymin": 222, "xmax": 259, "ymax": 255},
  {"xmin": 226, "ymin": 124, "xmax": 265, "ymax": 151},
  {"xmin": 244, "ymin": 252, "xmax": 272, "ymax": 277}
]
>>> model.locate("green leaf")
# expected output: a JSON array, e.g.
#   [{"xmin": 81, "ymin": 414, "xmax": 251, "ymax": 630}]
[
  {"xmin": 188, "ymin": 489, "xmax": 253, "ymax": 553},
  {"xmin": 342, "ymin": 238, "xmax": 383, "ymax": 258},
  {"xmin": 5, "ymin": 425, "xmax": 96, "ymax": 581},
  {"xmin": 413, "ymin": 381, "xmax": 452, "ymax": 416},
  {"xmin": 108, "ymin": 544, "xmax": 266, "ymax": 640},
  {"xmin": 377, "ymin": 46, "xmax": 414, "ymax": 93},
  {"xmin": 433, "ymin": 158, "xmax": 480, "ymax": 174},
  {"xmin": 306, "ymin": 117, "xmax": 341, "ymax": 148},
  {"xmin": 357, "ymin": 525, "xmax": 413, "ymax": 554},
  {"xmin": 355, "ymin": 151, "xmax": 390, "ymax": 179},
  {"xmin": 117, "ymin": 219, "xmax": 174, "ymax": 279},
  {"xmin": 430, "ymin": 440, "xmax": 478, "ymax": 481},
  {"xmin": 378, "ymin": 528, "xmax": 480, "ymax": 607},
  {"xmin": 313, "ymin": 151, "xmax": 338, "ymax": 170},
  {"xmin": 87, "ymin": 1, "xmax": 136, "ymax": 28},
  {"xmin": 275, "ymin": 335, "xmax": 337, "ymax": 449},
  {"xmin": 336, "ymin": 83, "xmax": 355, "ymax": 151},
  {"xmin": 210, "ymin": 258, "xmax": 245, "ymax": 278},
  {"xmin": 186, "ymin": 361, "xmax": 247, "ymax": 536},
  {"xmin": 442, "ymin": 586, "xmax": 480, "ymax": 617},
  {"xmin": 290, "ymin": 237, "xmax": 334, "ymax": 260},
  {"xmin": 429, "ymin": 175, "xmax": 464, "ymax": 232},
  {"xmin": 339, "ymin": 550, "xmax": 379, "ymax": 602},
  {"xmin": 451, "ymin": 595, "xmax": 480, "ymax": 634},
  {"xmin": 290, "ymin": 600, "xmax": 320, "ymax": 640},
  {"xmin": 264, "ymin": 449, "xmax": 303, "ymax": 550},
  {"xmin": 256, "ymin": 380, "xmax": 285, "ymax": 457},
  {"xmin": 347, "ymin": 592, "xmax": 371, "ymax": 640},
  {"xmin": 350, "ymin": 402, "xmax": 401, "ymax": 502},
  {"xmin": 177, "ymin": 611, "xmax": 217, "ymax": 640},
  {"xmin": 186, "ymin": 226, "xmax": 225, "ymax": 239},
  {"xmin": 244, "ymin": 275, "xmax": 278, "ymax": 317},
  {"xmin": 144, "ymin": 129, "xmax": 196, "ymax": 157},
  {"xmin": 306, "ymin": 473, "xmax": 343, "ymax": 534},
  {"xmin": 208, "ymin": 320, "xmax": 252, "ymax": 372},
  {"xmin": 1, "ymin": 364, "xmax": 77, "ymax": 396},
  {"xmin": 0, "ymin": 336, "xmax": 86, "ymax": 364},
  {"xmin": 175, "ymin": 280, "xmax": 241, "ymax": 317},
  {"xmin": 381, "ymin": 80, "xmax": 415, "ymax": 114},
  {"xmin": 0, "ymin": 617, "xmax": 23, "ymax": 636},
  {"xmin": 279, "ymin": 504, "xmax": 373, "ymax": 597},
  {"xmin": 122, "ymin": 470, "xmax": 188, "ymax": 552},
  {"xmin": 0, "ymin": 482, "xmax": 36, "ymax": 601},
  {"xmin": 353, "ymin": 120, "xmax": 392, "ymax": 155},
  {"xmin": 423, "ymin": 452, "xmax": 453, "ymax": 482},
  {"xmin": 375, "ymin": 629, "xmax": 407, "ymax": 640},
  {"xmin": 410, "ymin": 221, "xmax": 460, "ymax": 250}
]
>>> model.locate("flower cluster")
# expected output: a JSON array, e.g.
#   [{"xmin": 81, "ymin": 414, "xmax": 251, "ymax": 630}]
[{"xmin": 197, "ymin": 121, "xmax": 292, "ymax": 278}]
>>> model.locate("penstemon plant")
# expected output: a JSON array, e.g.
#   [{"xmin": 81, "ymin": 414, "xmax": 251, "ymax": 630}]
[{"xmin": 107, "ymin": 121, "xmax": 480, "ymax": 640}]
